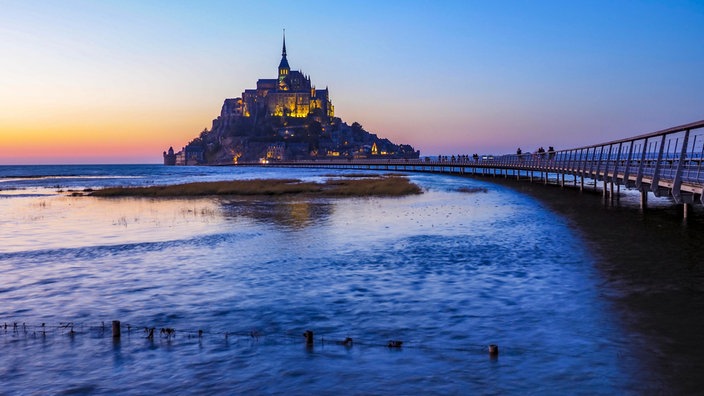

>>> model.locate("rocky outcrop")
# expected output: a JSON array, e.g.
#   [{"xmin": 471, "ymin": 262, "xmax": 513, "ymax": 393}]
[{"xmin": 165, "ymin": 99, "xmax": 419, "ymax": 165}]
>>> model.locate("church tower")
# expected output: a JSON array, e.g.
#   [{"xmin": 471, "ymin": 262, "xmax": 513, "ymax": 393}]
[{"xmin": 278, "ymin": 30, "xmax": 290, "ymax": 90}]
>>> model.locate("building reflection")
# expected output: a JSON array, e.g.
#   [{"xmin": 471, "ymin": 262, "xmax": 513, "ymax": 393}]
[{"xmin": 219, "ymin": 199, "xmax": 332, "ymax": 229}]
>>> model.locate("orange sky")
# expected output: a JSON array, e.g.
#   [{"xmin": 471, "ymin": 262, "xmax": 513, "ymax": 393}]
[
  {"xmin": 0, "ymin": 107, "xmax": 208, "ymax": 163},
  {"xmin": 2, "ymin": 2, "xmax": 703, "ymax": 164}
]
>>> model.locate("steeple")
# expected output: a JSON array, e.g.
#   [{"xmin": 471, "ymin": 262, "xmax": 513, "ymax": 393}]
[
  {"xmin": 278, "ymin": 29, "xmax": 290, "ymax": 78},
  {"xmin": 282, "ymin": 29, "xmax": 287, "ymax": 58},
  {"xmin": 277, "ymin": 29, "xmax": 290, "ymax": 90}
]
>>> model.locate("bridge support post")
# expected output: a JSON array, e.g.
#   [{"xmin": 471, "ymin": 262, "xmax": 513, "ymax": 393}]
[
  {"xmin": 602, "ymin": 180, "xmax": 608, "ymax": 199},
  {"xmin": 580, "ymin": 176, "xmax": 584, "ymax": 192},
  {"xmin": 640, "ymin": 188, "xmax": 648, "ymax": 210},
  {"xmin": 683, "ymin": 203, "xmax": 689, "ymax": 221}
]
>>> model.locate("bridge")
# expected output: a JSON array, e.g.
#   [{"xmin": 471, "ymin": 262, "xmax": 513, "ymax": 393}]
[{"xmin": 243, "ymin": 119, "xmax": 704, "ymax": 218}]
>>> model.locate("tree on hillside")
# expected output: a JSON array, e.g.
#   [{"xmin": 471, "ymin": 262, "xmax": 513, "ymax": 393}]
[{"xmin": 351, "ymin": 122, "xmax": 363, "ymax": 133}]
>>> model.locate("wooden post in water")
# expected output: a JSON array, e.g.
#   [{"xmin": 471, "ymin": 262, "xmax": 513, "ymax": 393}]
[
  {"xmin": 304, "ymin": 330, "xmax": 314, "ymax": 347},
  {"xmin": 488, "ymin": 344, "xmax": 499, "ymax": 357},
  {"xmin": 640, "ymin": 188, "xmax": 648, "ymax": 210},
  {"xmin": 684, "ymin": 203, "xmax": 689, "ymax": 221},
  {"xmin": 112, "ymin": 320, "xmax": 120, "ymax": 339}
]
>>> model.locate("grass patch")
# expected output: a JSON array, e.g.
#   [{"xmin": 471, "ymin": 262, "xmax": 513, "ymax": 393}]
[
  {"xmin": 90, "ymin": 176, "xmax": 422, "ymax": 198},
  {"xmin": 322, "ymin": 176, "xmax": 421, "ymax": 196}
]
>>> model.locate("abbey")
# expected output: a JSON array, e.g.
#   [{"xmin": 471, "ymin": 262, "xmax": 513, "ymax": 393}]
[
  {"xmin": 236, "ymin": 33, "xmax": 334, "ymax": 120},
  {"xmin": 211, "ymin": 32, "xmax": 333, "ymax": 132},
  {"xmin": 164, "ymin": 34, "xmax": 418, "ymax": 165}
]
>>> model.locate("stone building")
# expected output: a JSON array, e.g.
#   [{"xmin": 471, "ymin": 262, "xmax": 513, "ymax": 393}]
[
  {"xmin": 164, "ymin": 33, "xmax": 419, "ymax": 165},
  {"xmin": 163, "ymin": 147, "xmax": 176, "ymax": 165},
  {"xmin": 226, "ymin": 33, "xmax": 334, "ymax": 122}
]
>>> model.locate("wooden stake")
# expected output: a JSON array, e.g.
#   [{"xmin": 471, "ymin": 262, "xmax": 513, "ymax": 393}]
[{"xmin": 112, "ymin": 320, "xmax": 120, "ymax": 338}]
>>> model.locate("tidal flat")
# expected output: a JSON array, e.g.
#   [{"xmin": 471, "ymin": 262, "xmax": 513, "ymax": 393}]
[{"xmin": 1, "ymin": 164, "xmax": 702, "ymax": 394}]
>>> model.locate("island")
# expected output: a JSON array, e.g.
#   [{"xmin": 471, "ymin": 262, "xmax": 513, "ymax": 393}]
[{"xmin": 163, "ymin": 33, "xmax": 420, "ymax": 165}]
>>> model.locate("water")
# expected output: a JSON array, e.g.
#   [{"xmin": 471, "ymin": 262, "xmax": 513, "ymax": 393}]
[{"xmin": 0, "ymin": 165, "xmax": 695, "ymax": 394}]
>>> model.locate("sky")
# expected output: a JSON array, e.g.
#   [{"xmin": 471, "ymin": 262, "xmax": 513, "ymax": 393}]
[{"xmin": 1, "ymin": 0, "xmax": 703, "ymax": 164}]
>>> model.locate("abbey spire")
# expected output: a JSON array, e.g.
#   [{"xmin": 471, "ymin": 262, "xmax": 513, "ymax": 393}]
[
  {"xmin": 282, "ymin": 30, "xmax": 287, "ymax": 58},
  {"xmin": 278, "ymin": 30, "xmax": 290, "ymax": 85}
]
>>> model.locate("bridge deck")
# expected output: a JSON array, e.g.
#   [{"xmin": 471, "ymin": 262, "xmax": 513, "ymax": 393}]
[{"xmin": 232, "ymin": 119, "xmax": 704, "ymax": 210}]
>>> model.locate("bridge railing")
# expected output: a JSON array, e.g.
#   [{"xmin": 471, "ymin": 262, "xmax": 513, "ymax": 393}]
[
  {"xmin": 254, "ymin": 120, "xmax": 704, "ymax": 201},
  {"xmin": 419, "ymin": 120, "xmax": 704, "ymax": 192},
  {"xmin": 551, "ymin": 121, "xmax": 704, "ymax": 190}
]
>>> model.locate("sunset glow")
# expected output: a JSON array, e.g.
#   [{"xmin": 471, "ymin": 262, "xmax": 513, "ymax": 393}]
[{"xmin": 1, "ymin": 1, "xmax": 703, "ymax": 164}]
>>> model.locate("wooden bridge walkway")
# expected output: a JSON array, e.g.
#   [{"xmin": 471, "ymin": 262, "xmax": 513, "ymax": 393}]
[{"xmin": 238, "ymin": 119, "xmax": 704, "ymax": 218}]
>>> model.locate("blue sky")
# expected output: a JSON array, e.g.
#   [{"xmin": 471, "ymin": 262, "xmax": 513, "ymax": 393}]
[{"xmin": 1, "ymin": 0, "xmax": 703, "ymax": 163}]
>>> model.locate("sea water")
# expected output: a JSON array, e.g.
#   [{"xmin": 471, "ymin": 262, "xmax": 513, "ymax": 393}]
[{"xmin": 0, "ymin": 165, "xmax": 665, "ymax": 394}]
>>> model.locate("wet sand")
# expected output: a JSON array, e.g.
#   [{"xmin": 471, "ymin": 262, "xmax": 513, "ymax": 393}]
[{"xmin": 485, "ymin": 175, "xmax": 704, "ymax": 394}]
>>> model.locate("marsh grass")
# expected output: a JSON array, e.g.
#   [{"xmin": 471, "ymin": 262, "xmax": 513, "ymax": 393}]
[
  {"xmin": 321, "ymin": 176, "xmax": 422, "ymax": 196},
  {"xmin": 90, "ymin": 176, "xmax": 421, "ymax": 198}
]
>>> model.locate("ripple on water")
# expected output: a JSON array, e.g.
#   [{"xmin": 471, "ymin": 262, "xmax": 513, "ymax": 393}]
[{"xmin": 0, "ymin": 169, "xmax": 652, "ymax": 394}]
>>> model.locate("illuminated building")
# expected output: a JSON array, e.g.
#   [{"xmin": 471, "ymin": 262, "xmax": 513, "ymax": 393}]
[
  {"xmin": 226, "ymin": 32, "xmax": 334, "ymax": 121},
  {"xmin": 164, "ymin": 32, "xmax": 420, "ymax": 165}
]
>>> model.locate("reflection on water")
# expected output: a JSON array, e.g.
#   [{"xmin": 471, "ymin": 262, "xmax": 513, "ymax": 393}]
[
  {"xmin": 0, "ymin": 165, "xmax": 701, "ymax": 394},
  {"xmin": 502, "ymin": 179, "xmax": 704, "ymax": 395},
  {"xmin": 221, "ymin": 199, "xmax": 333, "ymax": 229}
]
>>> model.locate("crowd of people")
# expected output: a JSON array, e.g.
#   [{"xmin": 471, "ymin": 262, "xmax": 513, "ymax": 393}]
[
  {"xmin": 435, "ymin": 154, "xmax": 481, "ymax": 163},
  {"xmin": 516, "ymin": 146, "xmax": 556, "ymax": 160},
  {"xmin": 430, "ymin": 146, "xmax": 558, "ymax": 163}
]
